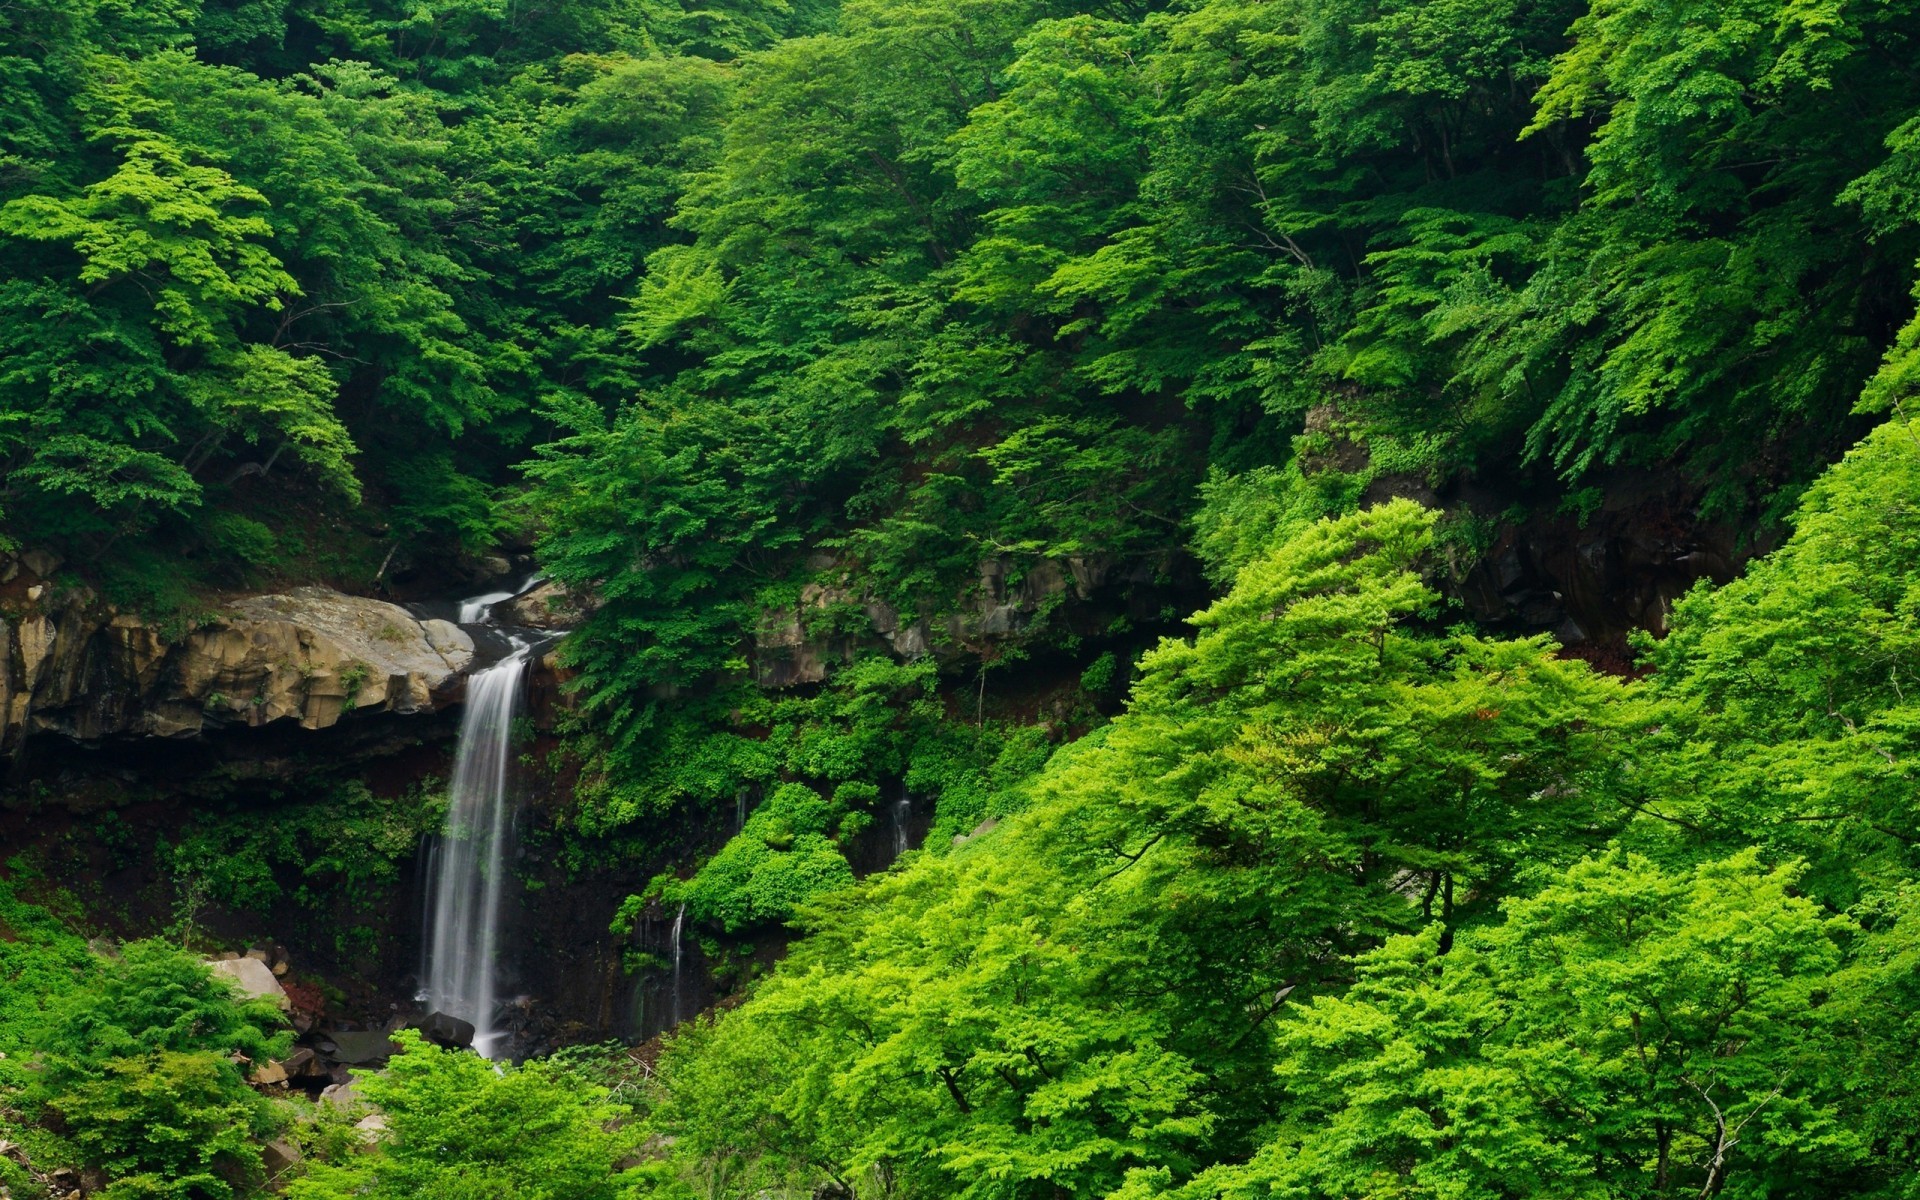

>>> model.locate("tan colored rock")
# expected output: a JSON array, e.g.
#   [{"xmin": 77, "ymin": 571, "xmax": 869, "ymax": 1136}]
[
  {"xmin": 354, "ymin": 1113, "xmax": 388, "ymax": 1148},
  {"xmin": 206, "ymin": 957, "xmax": 290, "ymax": 1010},
  {"xmin": 14, "ymin": 614, "xmax": 56, "ymax": 694},
  {"xmin": 3, "ymin": 584, "xmax": 477, "ymax": 747},
  {"xmin": 420, "ymin": 618, "xmax": 473, "ymax": 659},
  {"xmin": 502, "ymin": 579, "xmax": 595, "ymax": 629},
  {"xmin": 952, "ymin": 817, "xmax": 1001, "ymax": 848},
  {"xmin": 219, "ymin": 587, "xmax": 474, "ymax": 725},
  {"xmin": 262, "ymin": 1138, "xmax": 302, "ymax": 1176}
]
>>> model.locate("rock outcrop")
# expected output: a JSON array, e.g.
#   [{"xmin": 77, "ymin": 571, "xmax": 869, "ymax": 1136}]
[
  {"xmin": 750, "ymin": 553, "xmax": 1188, "ymax": 688},
  {"xmin": 501, "ymin": 579, "xmax": 595, "ymax": 629},
  {"xmin": 1, "ymin": 555, "xmax": 474, "ymax": 749},
  {"xmin": 207, "ymin": 956, "xmax": 291, "ymax": 1010}
]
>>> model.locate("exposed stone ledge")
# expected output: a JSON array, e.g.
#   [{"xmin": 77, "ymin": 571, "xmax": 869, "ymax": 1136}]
[
  {"xmin": 1, "ymin": 562, "xmax": 473, "ymax": 749},
  {"xmin": 501, "ymin": 579, "xmax": 596, "ymax": 629},
  {"xmin": 751, "ymin": 553, "xmax": 1171, "ymax": 688}
]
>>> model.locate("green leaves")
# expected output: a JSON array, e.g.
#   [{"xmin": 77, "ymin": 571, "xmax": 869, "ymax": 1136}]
[
  {"xmin": 1638, "ymin": 418, "xmax": 1920, "ymax": 902},
  {"xmin": 288, "ymin": 1032, "xmax": 643, "ymax": 1200},
  {"xmin": 9, "ymin": 939, "xmax": 294, "ymax": 1197},
  {"xmin": 0, "ymin": 131, "xmax": 294, "ymax": 348},
  {"xmin": 1200, "ymin": 851, "xmax": 1855, "ymax": 1200},
  {"xmin": 13, "ymin": 434, "xmax": 203, "ymax": 512},
  {"xmin": 651, "ymin": 502, "xmax": 1634, "ymax": 1196},
  {"xmin": 53, "ymin": 1051, "xmax": 268, "ymax": 1198}
]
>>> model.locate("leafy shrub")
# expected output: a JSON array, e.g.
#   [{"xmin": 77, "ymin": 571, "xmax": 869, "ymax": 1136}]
[
  {"xmin": 6, "ymin": 939, "xmax": 293, "ymax": 1197},
  {"xmin": 36, "ymin": 940, "xmax": 290, "ymax": 1091},
  {"xmin": 53, "ymin": 1051, "xmax": 269, "ymax": 1198},
  {"xmin": 288, "ymin": 1032, "xmax": 640, "ymax": 1200},
  {"xmin": 677, "ymin": 782, "xmax": 860, "ymax": 930},
  {"xmin": 162, "ymin": 781, "xmax": 443, "ymax": 919}
]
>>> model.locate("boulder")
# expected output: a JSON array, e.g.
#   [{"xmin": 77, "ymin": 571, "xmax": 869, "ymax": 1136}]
[
  {"xmin": 262, "ymin": 1139, "xmax": 302, "ymax": 1177},
  {"xmin": 951, "ymin": 818, "xmax": 1001, "ymax": 848},
  {"xmin": 326, "ymin": 1030, "xmax": 398, "ymax": 1065},
  {"xmin": 420, "ymin": 1010, "xmax": 475, "ymax": 1050},
  {"xmin": 354, "ymin": 1112, "xmax": 388, "ymax": 1148},
  {"xmin": 502, "ymin": 580, "xmax": 595, "ymax": 629},
  {"xmin": 207, "ymin": 957, "xmax": 289, "ymax": 1010},
  {"xmin": 1, "ymin": 578, "xmax": 476, "ymax": 748}
]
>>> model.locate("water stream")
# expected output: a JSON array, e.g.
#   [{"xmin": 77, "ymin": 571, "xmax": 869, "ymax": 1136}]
[
  {"xmin": 457, "ymin": 571, "xmax": 544, "ymax": 624},
  {"xmin": 669, "ymin": 902, "xmax": 687, "ymax": 1028},
  {"xmin": 419, "ymin": 575, "xmax": 545, "ymax": 1058},
  {"xmin": 892, "ymin": 792, "xmax": 913, "ymax": 859},
  {"xmin": 420, "ymin": 644, "xmax": 527, "ymax": 1057}
]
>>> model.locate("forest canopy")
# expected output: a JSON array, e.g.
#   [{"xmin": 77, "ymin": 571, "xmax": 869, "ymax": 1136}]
[{"xmin": 8, "ymin": 0, "xmax": 1920, "ymax": 1196}]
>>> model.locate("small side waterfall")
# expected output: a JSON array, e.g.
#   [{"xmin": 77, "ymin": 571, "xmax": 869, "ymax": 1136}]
[
  {"xmin": 891, "ymin": 792, "xmax": 913, "ymax": 859},
  {"xmin": 457, "ymin": 572, "xmax": 544, "ymax": 624},
  {"xmin": 669, "ymin": 902, "xmax": 687, "ymax": 1027},
  {"xmin": 421, "ymin": 643, "xmax": 530, "ymax": 1058}
]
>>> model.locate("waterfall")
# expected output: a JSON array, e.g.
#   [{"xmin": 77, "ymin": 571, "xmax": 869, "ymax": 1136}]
[
  {"xmin": 892, "ymin": 792, "xmax": 913, "ymax": 859},
  {"xmin": 457, "ymin": 571, "xmax": 545, "ymax": 624},
  {"xmin": 420, "ymin": 643, "xmax": 529, "ymax": 1058},
  {"xmin": 669, "ymin": 902, "xmax": 687, "ymax": 1028}
]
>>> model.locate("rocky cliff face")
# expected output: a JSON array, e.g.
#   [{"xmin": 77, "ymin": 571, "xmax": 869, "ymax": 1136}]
[
  {"xmin": 1, "ymin": 553, "xmax": 474, "ymax": 750},
  {"xmin": 751, "ymin": 553, "xmax": 1196, "ymax": 689}
]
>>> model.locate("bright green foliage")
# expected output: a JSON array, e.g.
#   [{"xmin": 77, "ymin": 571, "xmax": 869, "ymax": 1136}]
[
  {"xmin": 35, "ymin": 940, "xmax": 292, "ymax": 1092},
  {"xmin": 0, "ymin": 0, "xmax": 795, "ymax": 586},
  {"xmin": 0, "ymin": 928, "xmax": 292, "ymax": 1198},
  {"xmin": 1187, "ymin": 851, "xmax": 1854, "ymax": 1199},
  {"xmin": 647, "ymin": 503, "xmax": 1633, "ymax": 1197},
  {"xmin": 163, "ymin": 780, "xmax": 443, "ymax": 918},
  {"xmin": 523, "ymin": 0, "xmax": 1920, "ymax": 771},
  {"xmin": 591, "ymin": 657, "xmax": 1051, "ymax": 935},
  {"xmin": 565, "ymin": 647, "xmax": 1043, "ymax": 845},
  {"xmin": 642, "ymin": 437, "xmax": 1920, "ymax": 1199},
  {"xmin": 287, "ymin": 1032, "xmax": 642, "ymax": 1200},
  {"xmin": 13, "ymin": 0, "xmax": 1920, "ymax": 1192},
  {"xmin": 0, "ymin": 878, "xmax": 94, "ymax": 1095},
  {"xmin": 674, "ymin": 783, "xmax": 858, "ymax": 930},
  {"xmin": 55, "ymin": 1051, "xmax": 270, "ymax": 1199},
  {"xmin": 1638, "ymin": 418, "xmax": 1920, "ymax": 903}
]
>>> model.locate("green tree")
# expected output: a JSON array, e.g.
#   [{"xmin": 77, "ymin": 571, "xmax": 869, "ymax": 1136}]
[
  {"xmin": 1177, "ymin": 851, "xmax": 1857, "ymax": 1200},
  {"xmin": 652, "ymin": 502, "xmax": 1633, "ymax": 1197},
  {"xmin": 289, "ymin": 1031, "xmax": 642, "ymax": 1200}
]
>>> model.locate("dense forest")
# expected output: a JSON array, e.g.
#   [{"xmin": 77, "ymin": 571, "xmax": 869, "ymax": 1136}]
[{"xmin": 7, "ymin": 0, "xmax": 1920, "ymax": 1195}]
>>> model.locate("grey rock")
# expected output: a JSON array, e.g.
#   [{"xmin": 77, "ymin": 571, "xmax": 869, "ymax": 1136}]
[
  {"xmin": 502, "ymin": 580, "xmax": 596, "ymax": 629},
  {"xmin": 262, "ymin": 1138, "xmax": 302, "ymax": 1176},
  {"xmin": 420, "ymin": 1010, "xmax": 475, "ymax": 1049},
  {"xmin": 207, "ymin": 957, "xmax": 289, "ymax": 1009},
  {"xmin": 327, "ymin": 1030, "xmax": 398, "ymax": 1065}
]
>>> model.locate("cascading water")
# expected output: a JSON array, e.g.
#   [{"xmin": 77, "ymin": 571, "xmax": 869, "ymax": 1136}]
[
  {"xmin": 420, "ymin": 596, "xmax": 535, "ymax": 1058},
  {"xmin": 669, "ymin": 902, "xmax": 687, "ymax": 1028},
  {"xmin": 457, "ymin": 571, "xmax": 545, "ymax": 624},
  {"xmin": 892, "ymin": 792, "xmax": 913, "ymax": 859}
]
